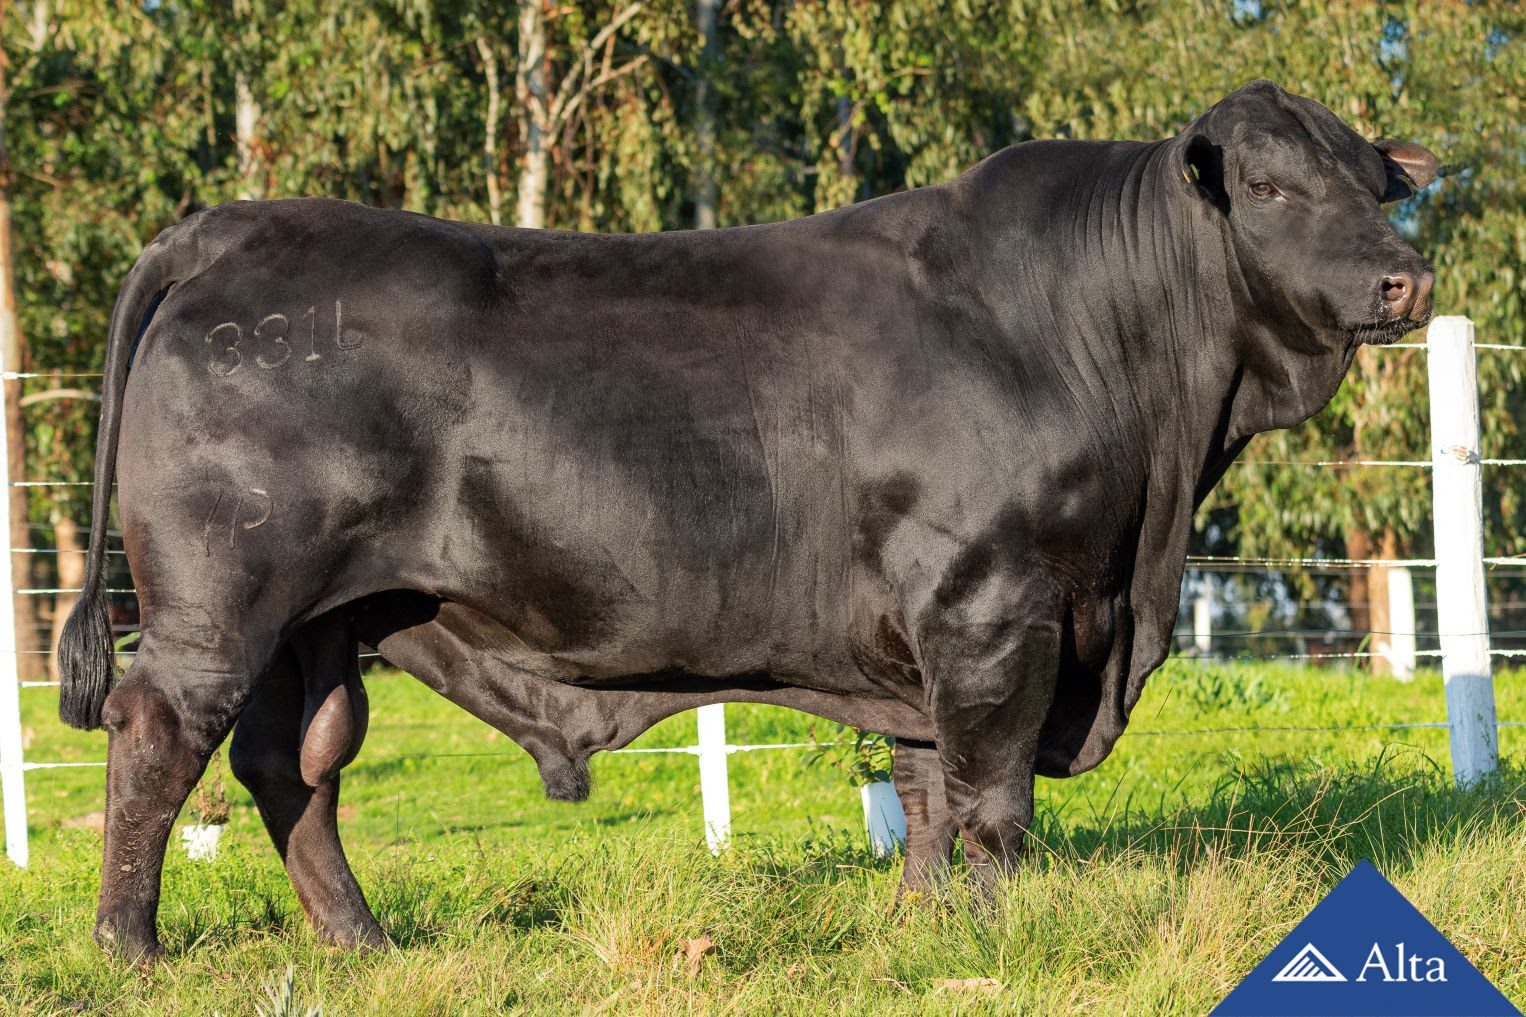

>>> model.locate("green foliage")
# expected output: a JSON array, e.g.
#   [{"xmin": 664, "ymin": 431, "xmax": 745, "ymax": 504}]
[
  {"xmin": 110, "ymin": 634, "xmax": 138, "ymax": 680},
  {"xmin": 806, "ymin": 724, "xmax": 895, "ymax": 786},
  {"xmin": 3, "ymin": 2, "xmax": 1522, "ymax": 602},
  {"xmin": 1160, "ymin": 660, "xmax": 1292, "ymax": 716},
  {"xmin": 255, "ymin": 967, "xmax": 322, "ymax": 1017}
]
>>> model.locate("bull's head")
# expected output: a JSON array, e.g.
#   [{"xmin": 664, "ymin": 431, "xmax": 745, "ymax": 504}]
[{"xmin": 1174, "ymin": 79, "xmax": 1438, "ymax": 434}]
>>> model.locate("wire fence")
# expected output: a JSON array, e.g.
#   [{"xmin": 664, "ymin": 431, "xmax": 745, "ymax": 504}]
[{"xmin": 1, "ymin": 318, "xmax": 1522, "ymax": 868}]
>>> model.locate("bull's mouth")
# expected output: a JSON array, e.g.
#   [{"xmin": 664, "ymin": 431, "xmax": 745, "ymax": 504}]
[{"xmin": 1346, "ymin": 313, "xmax": 1430, "ymax": 346}]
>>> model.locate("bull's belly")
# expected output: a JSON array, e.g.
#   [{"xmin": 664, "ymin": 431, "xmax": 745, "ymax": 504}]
[
  {"xmin": 421, "ymin": 446, "xmax": 889, "ymax": 690},
  {"xmin": 426, "ymin": 569, "xmax": 896, "ymax": 699},
  {"xmin": 353, "ymin": 591, "xmax": 937, "ymax": 776}
]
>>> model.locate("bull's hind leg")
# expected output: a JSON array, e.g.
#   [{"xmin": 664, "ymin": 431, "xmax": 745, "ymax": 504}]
[
  {"xmin": 229, "ymin": 632, "xmax": 383, "ymax": 949},
  {"xmin": 93, "ymin": 636, "xmax": 273, "ymax": 960},
  {"xmin": 891, "ymin": 739, "xmax": 958, "ymax": 894}
]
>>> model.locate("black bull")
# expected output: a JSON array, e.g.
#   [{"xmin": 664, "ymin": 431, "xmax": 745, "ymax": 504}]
[{"xmin": 58, "ymin": 80, "xmax": 1437, "ymax": 959}]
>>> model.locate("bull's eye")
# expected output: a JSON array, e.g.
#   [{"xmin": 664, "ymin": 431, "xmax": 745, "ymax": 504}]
[{"xmin": 1248, "ymin": 180, "xmax": 1279, "ymax": 199}]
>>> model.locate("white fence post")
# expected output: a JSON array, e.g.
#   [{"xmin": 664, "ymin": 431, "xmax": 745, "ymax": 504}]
[
  {"xmin": 695, "ymin": 703, "xmax": 730, "ymax": 852},
  {"xmin": 860, "ymin": 781, "xmax": 906, "ymax": 857},
  {"xmin": 1193, "ymin": 587, "xmax": 1213, "ymax": 656},
  {"xmin": 1384, "ymin": 565, "xmax": 1417, "ymax": 681},
  {"xmin": 1427, "ymin": 316, "xmax": 1499, "ymax": 787},
  {"xmin": 0, "ymin": 361, "xmax": 27, "ymax": 867}
]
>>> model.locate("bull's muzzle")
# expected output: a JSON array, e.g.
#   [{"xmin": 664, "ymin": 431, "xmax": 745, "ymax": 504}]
[{"xmin": 1380, "ymin": 268, "xmax": 1435, "ymax": 324}]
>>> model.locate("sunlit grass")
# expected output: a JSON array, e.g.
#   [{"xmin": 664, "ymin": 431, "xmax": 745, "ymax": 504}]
[{"xmin": 3, "ymin": 663, "xmax": 1523, "ymax": 1015}]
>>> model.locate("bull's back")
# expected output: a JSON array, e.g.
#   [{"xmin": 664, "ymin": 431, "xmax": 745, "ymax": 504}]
[{"xmin": 117, "ymin": 198, "xmax": 925, "ymax": 676}]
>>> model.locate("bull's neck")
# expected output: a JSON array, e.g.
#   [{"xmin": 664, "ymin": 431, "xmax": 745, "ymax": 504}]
[
  {"xmin": 1105, "ymin": 139, "xmax": 1256, "ymax": 501},
  {"xmin": 963, "ymin": 139, "xmax": 1249, "ymax": 504},
  {"xmin": 956, "ymin": 136, "xmax": 1340, "ymax": 686},
  {"xmin": 969, "ymin": 138, "xmax": 1359, "ymax": 508}
]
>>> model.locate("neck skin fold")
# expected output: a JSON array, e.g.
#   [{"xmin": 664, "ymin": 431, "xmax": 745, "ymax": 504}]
[{"xmin": 950, "ymin": 135, "xmax": 1356, "ymax": 724}]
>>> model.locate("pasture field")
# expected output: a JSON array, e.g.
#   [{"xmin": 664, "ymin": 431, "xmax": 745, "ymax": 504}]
[{"xmin": 3, "ymin": 661, "xmax": 1524, "ymax": 1015}]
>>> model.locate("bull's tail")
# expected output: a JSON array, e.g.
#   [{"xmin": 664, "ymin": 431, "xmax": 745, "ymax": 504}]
[{"xmin": 57, "ymin": 227, "xmax": 188, "ymax": 729}]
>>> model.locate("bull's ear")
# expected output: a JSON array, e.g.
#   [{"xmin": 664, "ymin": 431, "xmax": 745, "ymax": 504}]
[
  {"xmin": 1181, "ymin": 134, "xmax": 1228, "ymax": 214},
  {"xmin": 1374, "ymin": 139, "xmax": 1439, "ymax": 202}
]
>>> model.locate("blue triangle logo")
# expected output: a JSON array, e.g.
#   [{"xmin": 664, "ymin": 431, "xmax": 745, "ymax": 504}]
[{"xmin": 1213, "ymin": 860, "xmax": 1520, "ymax": 1016}]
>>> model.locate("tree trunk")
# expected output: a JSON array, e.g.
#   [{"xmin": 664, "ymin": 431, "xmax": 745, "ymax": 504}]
[
  {"xmin": 476, "ymin": 37, "xmax": 504, "ymax": 226},
  {"xmin": 1345, "ymin": 529, "xmax": 1372, "ymax": 638},
  {"xmin": 692, "ymin": 0, "xmax": 718, "ymax": 230},
  {"xmin": 1367, "ymin": 529, "xmax": 1397, "ymax": 676},
  {"xmin": 46, "ymin": 512, "xmax": 83, "ymax": 680},
  {"xmin": 234, "ymin": 67, "xmax": 263, "ymax": 200},
  {"xmin": 515, "ymin": 0, "xmax": 550, "ymax": 230},
  {"xmin": 1345, "ymin": 528, "xmax": 1395, "ymax": 673},
  {"xmin": 836, "ymin": 95, "xmax": 854, "ymax": 178},
  {"xmin": 817, "ymin": 85, "xmax": 858, "ymax": 210},
  {"xmin": 421, "ymin": 87, "xmax": 440, "ymax": 215},
  {"xmin": 0, "ymin": 51, "xmax": 45, "ymax": 680}
]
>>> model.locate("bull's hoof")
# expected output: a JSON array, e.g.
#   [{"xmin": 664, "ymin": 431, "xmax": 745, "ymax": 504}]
[
  {"xmin": 896, "ymin": 863, "xmax": 952, "ymax": 903},
  {"xmin": 92, "ymin": 918, "xmax": 165, "ymax": 965},
  {"xmin": 318, "ymin": 918, "xmax": 391, "ymax": 952},
  {"xmin": 894, "ymin": 882, "xmax": 935, "ymax": 908}
]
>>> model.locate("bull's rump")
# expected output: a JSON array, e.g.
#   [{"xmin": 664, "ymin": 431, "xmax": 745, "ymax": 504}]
[{"xmin": 115, "ymin": 198, "xmax": 927, "ymax": 681}]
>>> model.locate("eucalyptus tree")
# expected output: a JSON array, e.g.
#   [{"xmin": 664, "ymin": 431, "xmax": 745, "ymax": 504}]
[
  {"xmin": 783, "ymin": 0, "xmax": 1036, "ymax": 211},
  {"xmin": 0, "ymin": 0, "xmax": 52, "ymax": 673},
  {"xmin": 6, "ymin": 0, "xmax": 1520, "ymax": 678},
  {"xmin": 1017, "ymin": 0, "xmax": 1526, "ymax": 654}
]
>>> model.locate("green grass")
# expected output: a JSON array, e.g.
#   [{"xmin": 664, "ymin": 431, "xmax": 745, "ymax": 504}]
[{"xmin": 3, "ymin": 662, "xmax": 1523, "ymax": 1015}]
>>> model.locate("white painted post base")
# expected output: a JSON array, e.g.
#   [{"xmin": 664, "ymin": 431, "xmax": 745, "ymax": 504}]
[
  {"xmin": 860, "ymin": 781, "xmax": 906, "ymax": 857},
  {"xmin": 0, "ymin": 340, "xmax": 26, "ymax": 868},
  {"xmin": 1427, "ymin": 316, "xmax": 1499, "ymax": 786},
  {"xmin": 180, "ymin": 823, "xmax": 225, "ymax": 861},
  {"xmin": 0, "ymin": 663, "xmax": 22, "ymax": 869},
  {"xmin": 1193, "ymin": 587, "xmax": 1213, "ymax": 656},
  {"xmin": 695, "ymin": 703, "xmax": 731, "ymax": 853},
  {"xmin": 1384, "ymin": 565, "xmax": 1417, "ymax": 681}
]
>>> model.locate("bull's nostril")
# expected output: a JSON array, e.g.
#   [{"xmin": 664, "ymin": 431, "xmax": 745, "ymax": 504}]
[{"xmin": 1381, "ymin": 273, "xmax": 1412, "ymax": 305}]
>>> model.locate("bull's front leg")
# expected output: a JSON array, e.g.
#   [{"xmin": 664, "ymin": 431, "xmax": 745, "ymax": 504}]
[{"xmin": 923, "ymin": 593, "xmax": 1062, "ymax": 889}]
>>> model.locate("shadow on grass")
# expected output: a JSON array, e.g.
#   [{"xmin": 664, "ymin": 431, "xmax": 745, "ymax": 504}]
[
  {"xmin": 1031, "ymin": 748, "xmax": 1526, "ymax": 875},
  {"xmin": 716, "ymin": 749, "xmax": 1525, "ymax": 889},
  {"xmin": 176, "ymin": 752, "xmax": 1521, "ymax": 959},
  {"xmin": 369, "ymin": 863, "xmax": 578, "ymax": 949},
  {"xmin": 584, "ymin": 806, "xmax": 683, "ymax": 827},
  {"xmin": 158, "ymin": 887, "xmax": 302, "ymax": 955}
]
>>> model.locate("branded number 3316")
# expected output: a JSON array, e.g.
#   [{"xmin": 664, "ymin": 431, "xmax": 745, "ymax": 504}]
[{"xmin": 204, "ymin": 299, "xmax": 364, "ymax": 377}]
